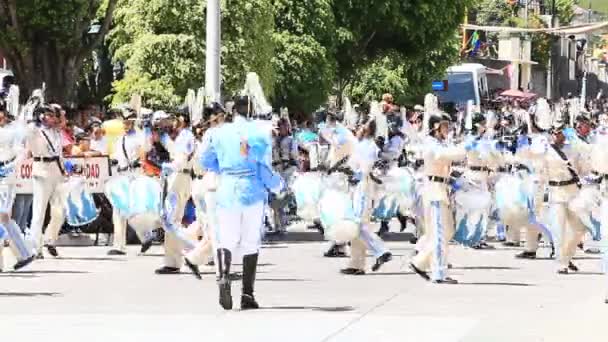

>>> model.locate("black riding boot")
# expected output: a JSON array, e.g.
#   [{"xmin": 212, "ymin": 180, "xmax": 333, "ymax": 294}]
[
  {"xmin": 216, "ymin": 248, "xmax": 233, "ymax": 310},
  {"xmin": 241, "ymin": 253, "xmax": 260, "ymax": 310}
]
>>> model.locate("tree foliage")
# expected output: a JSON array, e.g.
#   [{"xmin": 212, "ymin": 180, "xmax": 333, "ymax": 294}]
[
  {"xmin": 108, "ymin": 0, "xmax": 275, "ymax": 108},
  {"xmin": 0, "ymin": 0, "xmax": 117, "ymax": 103},
  {"xmin": 271, "ymin": 0, "xmax": 336, "ymax": 115}
]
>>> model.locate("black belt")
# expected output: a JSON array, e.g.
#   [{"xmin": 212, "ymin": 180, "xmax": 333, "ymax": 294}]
[
  {"xmin": 0, "ymin": 157, "xmax": 15, "ymax": 167},
  {"xmin": 193, "ymin": 174, "xmax": 205, "ymax": 180},
  {"xmin": 428, "ymin": 175, "xmax": 448, "ymax": 183},
  {"xmin": 548, "ymin": 178, "xmax": 579, "ymax": 187},
  {"xmin": 592, "ymin": 171, "xmax": 608, "ymax": 179},
  {"xmin": 469, "ymin": 166, "xmax": 490, "ymax": 172},
  {"xmin": 33, "ymin": 156, "xmax": 59, "ymax": 163},
  {"xmin": 497, "ymin": 164, "xmax": 531, "ymax": 173},
  {"xmin": 117, "ymin": 165, "xmax": 141, "ymax": 173},
  {"xmin": 180, "ymin": 169, "xmax": 192, "ymax": 174}
]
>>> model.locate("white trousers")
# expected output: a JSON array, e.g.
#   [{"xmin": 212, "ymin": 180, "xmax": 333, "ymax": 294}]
[
  {"xmin": 215, "ymin": 202, "xmax": 264, "ymax": 256},
  {"xmin": 30, "ymin": 176, "xmax": 65, "ymax": 251},
  {"xmin": 111, "ymin": 211, "xmax": 155, "ymax": 252},
  {"xmin": 412, "ymin": 201, "xmax": 454, "ymax": 281},
  {"xmin": 186, "ymin": 190, "xmax": 218, "ymax": 265},
  {"xmin": 0, "ymin": 220, "xmax": 33, "ymax": 270},
  {"xmin": 161, "ymin": 173, "xmax": 195, "ymax": 268},
  {"xmin": 551, "ymin": 202, "xmax": 586, "ymax": 269}
]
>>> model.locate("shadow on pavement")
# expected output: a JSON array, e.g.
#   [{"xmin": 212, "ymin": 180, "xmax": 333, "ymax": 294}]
[
  {"xmin": 363, "ymin": 272, "xmax": 416, "ymax": 276},
  {"xmin": 259, "ymin": 305, "xmax": 355, "ymax": 312},
  {"xmin": 12, "ymin": 270, "xmax": 89, "ymax": 274},
  {"xmin": 256, "ymin": 278, "xmax": 313, "ymax": 282},
  {"xmin": 0, "ymin": 292, "xmax": 60, "ymax": 297},
  {"xmin": 58, "ymin": 257, "xmax": 127, "ymax": 261},
  {"xmin": 458, "ymin": 282, "xmax": 534, "ymax": 287},
  {"xmin": 453, "ymin": 266, "xmax": 519, "ymax": 270},
  {"xmin": 0, "ymin": 273, "xmax": 38, "ymax": 278}
]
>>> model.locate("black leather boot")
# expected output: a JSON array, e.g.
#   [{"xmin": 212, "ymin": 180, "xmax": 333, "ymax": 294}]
[
  {"xmin": 241, "ymin": 253, "xmax": 260, "ymax": 310},
  {"xmin": 216, "ymin": 248, "xmax": 233, "ymax": 310}
]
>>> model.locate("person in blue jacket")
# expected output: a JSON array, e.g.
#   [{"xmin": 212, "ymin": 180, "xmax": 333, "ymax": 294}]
[{"xmin": 201, "ymin": 96, "xmax": 284, "ymax": 310}]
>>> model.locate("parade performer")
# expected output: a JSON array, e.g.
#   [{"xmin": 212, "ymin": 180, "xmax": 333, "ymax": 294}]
[
  {"xmin": 0, "ymin": 107, "xmax": 35, "ymax": 271},
  {"xmin": 521, "ymin": 123, "xmax": 587, "ymax": 274},
  {"xmin": 410, "ymin": 113, "xmax": 469, "ymax": 284},
  {"xmin": 340, "ymin": 120, "xmax": 392, "ymax": 275},
  {"xmin": 319, "ymin": 112, "xmax": 355, "ymax": 257},
  {"xmin": 107, "ymin": 108, "xmax": 155, "ymax": 255},
  {"xmin": 268, "ymin": 118, "xmax": 297, "ymax": 234},
  {"xmin": 155, "ymin": 110, "xmax": 197, "ymax": 275},
  {"xmin": 184, "ymin": 104, "xmax": 225, "ymax": 278},
  {"xmin": 506, "ymin": 109, "xmax": 551, "ymax": 259},
  {"xmin": 201, "ymin": 95, "xmax": 284, "ymax": 310},
  {"xmin": 453, "ymin": 113, "xmax": 498, "ymax": 249},
  {"xmin": 26, "ymin": 104, "xmax": 69, "ymax": 258}
]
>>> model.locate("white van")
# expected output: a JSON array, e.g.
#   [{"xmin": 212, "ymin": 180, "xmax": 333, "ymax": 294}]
[{"xmin": 436, "ymin": 63, "xmax": 489, "ymax": 111}]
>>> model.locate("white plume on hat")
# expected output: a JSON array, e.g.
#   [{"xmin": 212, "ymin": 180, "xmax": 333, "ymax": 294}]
[
  {"xmin": 534, "ymin": 98, "xmax": 553, "ymax": 131},
  {"xmin": 242, "ymin": 72, "xmax": 272, "ymax": 117}
]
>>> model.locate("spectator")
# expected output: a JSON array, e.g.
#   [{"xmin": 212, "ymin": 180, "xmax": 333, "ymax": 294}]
[
  {"xmin": 71, "ymin": 133, "xmax": 102, "ymax": 157},
  {"xmin": 88, "ymin": 122, "xmax": 108, "ymax": 155}
]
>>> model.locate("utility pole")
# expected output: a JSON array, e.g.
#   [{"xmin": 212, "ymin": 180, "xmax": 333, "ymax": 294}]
[
  {"xmin": 205, "ymin": 0, "xmax": 221, "ymax": 104},
  {"xmin": 547, "ymin": 0, "xmax": 557, "ymax": 99}
]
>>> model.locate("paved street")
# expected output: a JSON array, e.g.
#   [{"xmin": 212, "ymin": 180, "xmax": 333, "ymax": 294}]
[{"xmin": 1, "ymin": 232, "xmax": 607, "ymax": 342}]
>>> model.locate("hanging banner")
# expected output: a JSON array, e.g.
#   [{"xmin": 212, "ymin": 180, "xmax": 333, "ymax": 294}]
[{"xmin": 14, "ymin": 156, "xmax": 112, "ymax": 194}]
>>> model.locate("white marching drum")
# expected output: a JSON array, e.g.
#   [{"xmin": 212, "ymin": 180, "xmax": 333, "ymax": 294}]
[
  {"xmin": 128, "ymin": 176, "xmax": 162, "ymax": 232},
  {"xmin": 0, "ymin": 181, "xmax": 16, "ymax": 215},
  {"xmin": 494, "ymin": 174, "xmax": 535, "ymax": 228},
  {"xmin": 64, "ymin": 176, "xmax": 100, "ymax": 226},
  {"xmin": 569, "ymin": 185, "xmax": 603, "ymax": 241},
  {"xmin": 453, "ymin": 181, "xmax": 492, "ymax": 246},
  {"xmin": 374, "ymin": 167, "xmax": 418, "ymax": 220},
  {"xmin": 319, "ymin": 189, "xmax": 359, "ymax": 242}
]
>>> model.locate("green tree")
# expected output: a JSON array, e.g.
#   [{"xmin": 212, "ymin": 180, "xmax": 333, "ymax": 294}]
[
  {"xmin": 109, "ymin": 0, "xmax": 275, "ymax": 108},
  {"xmin": 331, "ymin": 0, "xmax": 471, "ymax": 100},
  {"xmin": 0, "ymin": 0, "xmax": 118, "ymax": 103},
  {"xmin": 346, "ymin": 37, "xmax": 460, "ymax": 106},
  {"xmin": 271, "ymin": 0, "xmax": 336, "ymax": 115}
]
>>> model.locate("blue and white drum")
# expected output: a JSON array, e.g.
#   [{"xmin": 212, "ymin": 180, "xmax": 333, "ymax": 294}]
[
  {"xmin": 0, "ymin": 181, "xmax": 16, "ymax": 215},
  {"xmin": 374, "ymin": 167, "xmax": 418, "ymax": 219},
  {"xmin": 453, "ymin": 181, "xmax": 492, "ymax": 246},
  {"xmin": 319, "ymin": 189, "xmax": 359, "ymax": 242},
  {"xmin": 569, "ymin": 186, "xmax": 602, "ymax": 241},
  {"xmin": 494, "ymin": 174, "xmax": 534, "ymax": 228},
  {"xmin": 65, "ymin": 177, "xmax": 99, "ymax": 226},
  {"xmin": 128, "ymin": 175, "xmax": 162, "ymax": 231},
  {"xmin": 104, "ymin": 175, "xmax": 131, "ymax": 218},
  {"xmin": 291, "ymin": 172, "xmax": 324, "ymax": 221}
]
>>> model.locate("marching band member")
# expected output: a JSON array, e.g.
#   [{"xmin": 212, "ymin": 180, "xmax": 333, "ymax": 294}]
[
  {"xmin": 107, "ymin": 108, "xmax": 154, "ymax": 256},
  {"xmin": 155, "ymin": 110, "xmax": 197, "ymax": 275},
  {"xmin": 201, "ymin": 96, "xmax": 284, "ymax": 310},
  {"xmin": 268, "ymin": 118, "xmax": 298, "ymax": 234},
  {"xmin": 26, "ymin": 104, "xmax": 68, "ymax": 258},
  {"xmin": 340, "ymin": 120, "xmax": 392, "ymax": 275},
  {"xmin": 320, "ymin": 112, "xmax": 354, "ymax": 257},
  {"xmin": 521, "ymin": 123, "xmax": 587, "ymax": 274},
  {"xmin": 410, "ymin": 113, "xmax": 469, "ymax": 284},
  {"xmin": 184, "ymin": 104, "xmax": 225, "ymax": 278},
  {"xmin": 460, "ymin": 113, "xmax": 500, "ymax": 249},
  {"xmin": 0, "ymin": 107, "xmax": 35, "ymax": 271}
]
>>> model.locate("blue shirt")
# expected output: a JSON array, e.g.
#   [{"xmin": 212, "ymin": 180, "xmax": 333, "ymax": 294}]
[{"xmin": 201, "ymin": 116, "xmax": 283, "ymax": 208}]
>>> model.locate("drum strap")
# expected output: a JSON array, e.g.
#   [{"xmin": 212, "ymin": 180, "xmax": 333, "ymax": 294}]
[
  {"xmin": 122, "ymin": 136, "xmax": 130, "ymax": 166},
  {"xmin": 550, "ymin": 144, "xmax": 580, "ymax": 188},
  {"xmin": 40, "ymin": 129, "xmax": 66, "ymax": 176}
]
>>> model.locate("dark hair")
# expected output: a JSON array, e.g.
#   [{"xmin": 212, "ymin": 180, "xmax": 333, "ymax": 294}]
[{"xmin": 363, "ymin": 120, "xmax": 377, "ymax": 139}]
